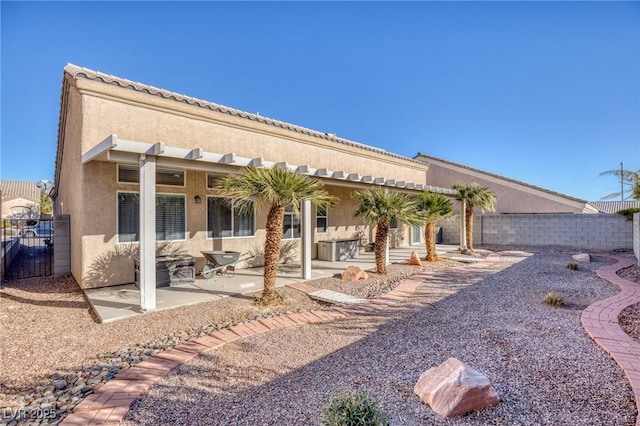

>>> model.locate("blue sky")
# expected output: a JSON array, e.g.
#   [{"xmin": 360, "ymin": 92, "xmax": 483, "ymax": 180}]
[{"xmin": 1, "ymin": 1, "xmax": 638, "ymax": 201}]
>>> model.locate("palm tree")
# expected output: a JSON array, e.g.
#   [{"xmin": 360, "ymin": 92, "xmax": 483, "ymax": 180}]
[
  {"xmin": 416, "ymin": 192, "xmax": 453, "ymax": 262},
  {"xmin": 599, "ymin": 166, "xmax": 640, "ymax": 201},
  {"xmin": 353, "ymin": 187, "xmax": 421, "ymax": 274},
  {"xmin": 451, "ymin": 183, "xmax": 496, "ymax": 251},
  {"xmin": 217, "ymin": 167, "xmax": 337, "ymax": 303}
]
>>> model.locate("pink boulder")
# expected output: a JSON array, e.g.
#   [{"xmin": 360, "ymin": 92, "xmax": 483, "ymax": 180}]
[
  {"xmin": 340, "ymin": 265, "xmax": 369, "ymax": 281},
  {"xmin": 409, "ymin": 251, "xmax": 423, "ymax": 266},
  {"xmin": 414, "ymin": 357, "xmax": 500, "ymax": 418}
]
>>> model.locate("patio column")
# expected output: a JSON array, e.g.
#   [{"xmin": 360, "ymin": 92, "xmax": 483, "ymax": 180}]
[
  {"xmin": 459, "ymin": 200, "xmax": 467, "ymax": 249},
  {"xmin": 301, "ymin": 199, "xmax": 312, "ymax": 279},
  {"xmin": 139, "ymin": 154, "xmax": 156, "ymax": 310}
]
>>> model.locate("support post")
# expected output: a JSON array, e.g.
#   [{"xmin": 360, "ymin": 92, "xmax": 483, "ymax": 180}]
[
  {"xmin": 139, "ymin": 154, "xmax": 156, "ymax": 311},
  {"xmin": 301, "ymin": 199, "xmax": 312, "ymax": 279},
  {"xmin": 459, "ymin": 200, "xmax": 467, "ymax": 250}
]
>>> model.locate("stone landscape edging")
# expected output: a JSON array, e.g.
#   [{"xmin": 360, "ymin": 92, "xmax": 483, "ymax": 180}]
[
  {"xmin": 580, "ymin": 255, "xmax": 640, "ymax": 426},
  {"xmin": 59, "ymin": 274, "xmax": 428, "ymax": 425}
]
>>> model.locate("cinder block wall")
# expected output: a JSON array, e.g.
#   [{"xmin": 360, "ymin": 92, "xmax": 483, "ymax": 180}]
[
  {"xmin": 438, "ymin": 213, "xmax": 633, "ymax": 251},
  {"xmin": 634, "ymin": 213, "xmax": 639, "ymax": 266},
  {"xmin": 54, "ymin": 214, "xmax": 71, "ymax": 276}
]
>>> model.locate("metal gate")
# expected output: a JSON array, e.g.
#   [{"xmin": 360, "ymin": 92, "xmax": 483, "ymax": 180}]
[{"xmin": 2, "ymin": 218, "xmax": 54, "ymax": 280}]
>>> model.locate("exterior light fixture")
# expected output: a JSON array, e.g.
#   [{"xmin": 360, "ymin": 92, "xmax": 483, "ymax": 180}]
[{"xmin": 194, "ymin": 195, "xmax": 202, "ymax": 204}]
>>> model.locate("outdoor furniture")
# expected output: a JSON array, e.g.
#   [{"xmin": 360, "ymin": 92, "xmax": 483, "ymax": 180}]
[
  {"xmin": 201, "ymin": 251, "xmax": 254, "ymax": 279},
  {"xmin": 317, "ymin": 238, "xmax": 360, "ymax": 262},
  {"xmin": 134, "ymin": 255, "xmax": 195, "ymax": 288}
]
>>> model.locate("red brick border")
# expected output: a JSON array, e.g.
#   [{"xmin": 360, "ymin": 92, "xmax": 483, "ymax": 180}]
[
  {"xmin": 581, "ymin": 255, "xmax": 640, "ymax": 426},
  {"xmin": 60, "ymin": 274, "xmax": 427, "ymax": 425}
]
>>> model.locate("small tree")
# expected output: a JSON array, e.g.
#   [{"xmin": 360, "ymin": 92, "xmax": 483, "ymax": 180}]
[
  {"xmin": 353, "ymin": 187, "xmax": 420, "ymax": 274},
  {"xmin": 452, "ymin": 183, "xmax": 496, "ymax": 251},
  {"xmin": 416, "ymin": 192, "xmax": 453, "ymax": 262},
  {"xmin": 217, "ymin": 167, "xmax": 337, "ymax": 303},
  {"xmin": 40, "ymin": 190, "xmax": 53, "ymax": 215}
]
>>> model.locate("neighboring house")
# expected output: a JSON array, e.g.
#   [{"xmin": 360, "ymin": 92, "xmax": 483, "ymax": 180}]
[
  {"xmin": 0, "ymin": 181, "xmax": 41, "ymax": 219},
  {"xmin": 413, "ymin": 153, "xmax": 599, "ymax": 214},
  {"xmin": 589, "ymin": 201, "xmax": 640, "ymax": 214},
  {"xmin": 52, "ymin": 64, "xmax": 457, "ymax": 296}
]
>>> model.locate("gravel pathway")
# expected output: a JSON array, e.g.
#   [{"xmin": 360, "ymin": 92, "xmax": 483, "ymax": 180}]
[
  {"xmin": 123, "ymin": 249, "xmax": 637, "ymax": 425},
  {"xmin": 619, "ymin": 264, "xmax": 640, "ymax": 342}
]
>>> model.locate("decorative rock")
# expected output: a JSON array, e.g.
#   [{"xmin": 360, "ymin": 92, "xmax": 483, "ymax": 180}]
[
  {"xmin": 409, "ymin": 251, "xmax": 423, "ymax": 266},
  {"xmin": 414, "ymin": 357, "xmax": 500, "ymax": 418},
  {"xmin": 340, "ymin": 265, "xmax": 369, "ymax": 281},
  {"xmin": 572, "ymin": 253, "xmax": 590, "ymax": 262},
  {"xmin": 53, "ymin": 379, "xmax": 67, "ymax": 390}
]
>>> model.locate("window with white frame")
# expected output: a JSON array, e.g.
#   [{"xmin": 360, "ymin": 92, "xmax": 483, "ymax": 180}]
[
  {"xmin": 283, "ymin": 205, "xmax": 301, "ymax": 239},
  {"xmin": 316, "ymin": 206, "xmax": 328, "ymax": 233},
  {"xmin": 118, "ymin": 165, "xmax": 185, "ymax": 187},
  {"xmin": 206, "ymin": 174, "xmax": 223, "ymax": 189},
  {"xmin": 117, "ymin": 192, "xmax": 186, "ymax": 242},
  {"xmin": 207, "ymin": 197, "xmax": 255, "ymax": 238}
]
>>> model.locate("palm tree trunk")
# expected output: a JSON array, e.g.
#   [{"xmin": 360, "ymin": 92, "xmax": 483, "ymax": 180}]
[
  {"xmin": 374, "ymin": 221, "xmax": 389, "ymax": 274},
  {"xmin": 465, "ymin": 207, "xmax": 474, "ymax": 251},
  {"xmin": 262, "ymin": 205, "xmax": 285, "ymax": 301},
  {"xmin": 425, "ymin": 222, "xmax": 437, "ymax": 261}
]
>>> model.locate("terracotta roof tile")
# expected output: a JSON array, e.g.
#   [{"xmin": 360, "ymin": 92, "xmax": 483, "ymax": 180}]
[
  {"xmin": 62, "ymin": 64, "xmax": 424, "ymax": 166},
  {"xmin": 414, "ymin": 152, "xmax": 591, "ymax": 206},
  {"xmin": 0, "ymin": 181, "xmax": 40, "ymax": 202},
  {"xmin": 589, "ymin": 200, "xmax": 640, "ymax": 213}
]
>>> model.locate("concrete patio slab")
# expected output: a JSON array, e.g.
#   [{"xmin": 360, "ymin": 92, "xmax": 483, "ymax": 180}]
[{"xmin": 84, "ymin": 245, "xmax": 459, "ymax": 322}]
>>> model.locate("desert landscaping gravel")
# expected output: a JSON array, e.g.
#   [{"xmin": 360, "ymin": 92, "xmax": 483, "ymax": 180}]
[
  {"xmin": 123, "ymin": 249, "xmax": 637, "ymax": 426},
  {"xmin": 2, "ymin": 248, "xmax": 638, "ymax": 425}
]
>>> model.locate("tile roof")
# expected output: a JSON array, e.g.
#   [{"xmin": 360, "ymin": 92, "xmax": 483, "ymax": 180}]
[
  {"xmin": 0, "ymin": 181, "xmax": 40, "ymax": 202},
  {"xmin": 62, "ymin": 64, "xmax": 425, "ymax": 167},
  {"xmin": 414, "ymin": 152, "xmax": 591, "ymax": 205},
  {"xmin": 589, "ymin": 200, "xmax": 640, "ymax": 214}
]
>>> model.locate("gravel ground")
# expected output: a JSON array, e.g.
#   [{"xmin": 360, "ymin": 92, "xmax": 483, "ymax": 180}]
[
  {"xmin": 1, "ymin": 259, "xmax": 454, "ymax": 416},
  {"xmin": 123, "ymin": 249, "xmax": 637, "ymax": 425}
]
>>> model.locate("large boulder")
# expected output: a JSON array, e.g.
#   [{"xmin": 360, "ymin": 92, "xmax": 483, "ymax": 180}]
[
  {"xmin": 414, "ymin": 357, "xmax": 500, "ymax": 418},
  {"xmin": 409, "ymin": 251, "xmax": 423, "ymax": 266},
  {"xmin": 340, "ymin": 265, "xmax": 369, "ymax": 281},
  {"xmin": 572, "ymin": 253, "xmax": 591, "ymax": 262}
]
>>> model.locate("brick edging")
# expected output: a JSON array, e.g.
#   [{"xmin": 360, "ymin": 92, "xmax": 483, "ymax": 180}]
[
  {"xmin": 60, "ymin": 276, "xmax": 426, "ymax": 425},
  {"xmin": 581, "ymin": 255, "xmax": 640, "ymax": 426}
]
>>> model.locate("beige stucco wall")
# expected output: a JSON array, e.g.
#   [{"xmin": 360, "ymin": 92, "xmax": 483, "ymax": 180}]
[
  {"xmin": 59, "ymin": 77, "xmax": 427, "ymax": 288},
  {"xmin": 423, "ymin": 160, "xmax": 590, "ymax": 214},
  {"xmin": 76, "ymin": 78, "xmax": 427, "ymax": 185},
  {"xmin": 2, "ymin": 198, "xmax": 38, "ymax": 218},
  {"xmin": 55, "ymin": 83, "xmax": 85, "ymax": 282}
]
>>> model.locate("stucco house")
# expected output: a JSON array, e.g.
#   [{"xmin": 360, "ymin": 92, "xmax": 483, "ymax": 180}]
[
  {"xmin": 0, "ymin": 181, "xmax": 42, "ymax": 219},
  {"xmin": 414, "ymin": 153, "xmax": 599, "ymax": 214},
  {"xmin": 52, "ymin": 64, "xmax": 461, "ymax": 309}
]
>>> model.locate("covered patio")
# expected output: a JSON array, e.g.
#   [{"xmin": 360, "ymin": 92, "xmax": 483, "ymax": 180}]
[{"xmin": 84, "ymin": 245, "xmax": 459, "ymax": 322}]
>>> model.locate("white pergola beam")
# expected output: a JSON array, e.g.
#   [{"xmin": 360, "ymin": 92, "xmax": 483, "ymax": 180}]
[{"xmin": 301, "ymin": 199, "xmax": 312, "ymax": 280}]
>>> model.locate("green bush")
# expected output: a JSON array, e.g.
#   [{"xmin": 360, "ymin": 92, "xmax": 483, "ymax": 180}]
[
  {"xmin": 544, "ymin": 292, "xmax": 565, "ymax": 307},
  {"xmin": 322, "ymin": 390, "xmax": 390, "ymax": 426},
  {"xmin": 616, "ymin": 207, "xmax": 640, "ymax": 221}
]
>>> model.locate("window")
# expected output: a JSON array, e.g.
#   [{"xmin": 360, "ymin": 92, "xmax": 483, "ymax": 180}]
[
  {"xmin": 117, "ymin": 192, "xmax": 186, "ymax": 242},
  {"xmin": 283, "ymin": 205, "xmax": 300, "ymax": 239},
  {"xmin": 118, "ymin": 165, "xmax": 185, "ymax": 187},
  {"xmin": 390, "ymin": 218, "xmax": 398, "ymax": 229},
  {"xmin": 207, "ymin": 197, "xmax": 254, "ymax": 238},
  {"xmin": 316, "ymin": 206, "xmax": 328, "ymax": 233},
  {"xmin": 207, "ymin": 174, "xmax": 222, "ymax": 189}
]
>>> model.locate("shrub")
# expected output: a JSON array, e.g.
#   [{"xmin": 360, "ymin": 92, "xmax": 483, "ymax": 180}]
[
  {"xmin": 616, "ymin": 207, "xmax": 640, "ymax": 221},
  {"xmin": 566, "ymin": 263, "xmax": 579, "ymax": 270},
  {"xmin": 544, "ymin": 292, "xmax": 565, "ymax": 307},
  {"xmin": 322, "ymin": 390, "xmax": 390, "ymax": 426}
]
